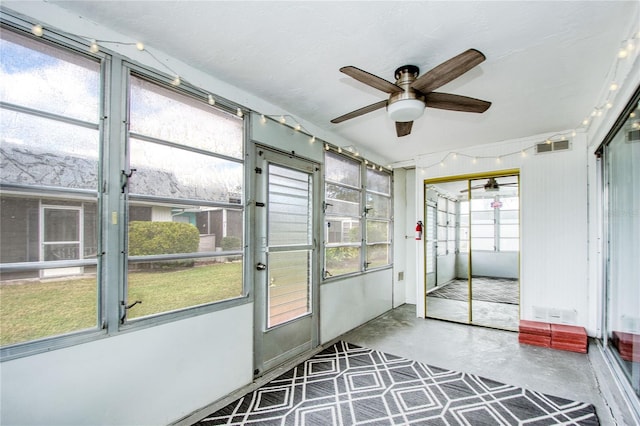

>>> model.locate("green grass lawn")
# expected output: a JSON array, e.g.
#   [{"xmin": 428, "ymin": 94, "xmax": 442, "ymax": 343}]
[{"xmin": 0, "ymin": 262, "xmax": 242, "ymax": 346}]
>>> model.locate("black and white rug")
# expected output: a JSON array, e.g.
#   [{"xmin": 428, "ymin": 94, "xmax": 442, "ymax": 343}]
[
  {"xmin": 196, "ymin": 341, "xmax": 598, "ymax": 425},
  {"xmin": 428, "ymin": 277, "xmax": 519, "ymax": 305}
]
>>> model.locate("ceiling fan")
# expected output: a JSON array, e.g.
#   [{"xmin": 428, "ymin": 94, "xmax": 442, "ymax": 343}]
[
  {"xmin": 330, "ymin": 49, "xmax": 491, "ymax": 137},
  {"xmin": 460, "ymin": 178, "xmax": 518, "ymax": 193}
]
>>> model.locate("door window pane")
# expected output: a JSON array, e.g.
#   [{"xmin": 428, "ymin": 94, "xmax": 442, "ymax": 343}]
[
  {"xmin": 268, "ymin": 165, "xmax": 312, "ymax": 246},
  {"xmin": 267, "ymin": 250, "xmax": 311, "ymax": 328}
]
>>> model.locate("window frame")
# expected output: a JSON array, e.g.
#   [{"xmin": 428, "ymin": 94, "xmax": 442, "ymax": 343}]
[
  {"xmin": 323, "ymin": 150, "xmax": 393, "ymax": 280},
  {"xmin": 0, "ymin": 16, "xmax": 251, "ymax": 360}
]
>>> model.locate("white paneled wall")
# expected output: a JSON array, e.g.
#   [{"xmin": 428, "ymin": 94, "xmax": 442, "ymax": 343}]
[
  {"xmin": 392, "ymin": 168, "xmax": 407, "ymax": 307},
  {"xmin": 407, "ymin": 133, "xmax": 592, "ymax": 332},
  {"xmin": 0, "ymin": 304, "xmax": 254, "ymax": 426},
  {"xmin": 320, "ymin": 269, "xmax": 393, "ymax": 343}
]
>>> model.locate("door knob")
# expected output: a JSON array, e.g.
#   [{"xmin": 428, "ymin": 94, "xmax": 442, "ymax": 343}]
[{"xmin": 256, "ymin": 262, "xmax": 266, "ymax": 271}]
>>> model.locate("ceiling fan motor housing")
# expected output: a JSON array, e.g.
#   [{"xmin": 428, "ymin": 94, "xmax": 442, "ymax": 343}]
[{"xmin": 387, "ymin": 65, "xmax": 426, "ymax": 122}]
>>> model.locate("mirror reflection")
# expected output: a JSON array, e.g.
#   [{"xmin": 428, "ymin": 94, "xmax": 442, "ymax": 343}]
[{"xmin": 425, "ymin": 173, "xmax": 520, "ymax": 331}]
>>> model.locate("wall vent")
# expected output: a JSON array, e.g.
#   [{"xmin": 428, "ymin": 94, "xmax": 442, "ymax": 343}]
[
  {"xmin": 627, "ymin": 129, "xmax": 640, "ymax": 143},
  {"xmin": 532, "ymin": 306, "xmax": 577, "ymax": 324},
  {"xmin": 535, "ymin": 139, "xmax": 571, "ymax": 154}
]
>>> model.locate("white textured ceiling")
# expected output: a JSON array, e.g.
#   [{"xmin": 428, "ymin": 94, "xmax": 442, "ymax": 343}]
[{"xmin": 19, "ymin": 1, "xmax": 640, "ymax": 164}]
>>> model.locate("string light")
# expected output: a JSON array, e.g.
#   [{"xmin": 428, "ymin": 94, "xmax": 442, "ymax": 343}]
[
  {"xmin": 31, "ymin": 24, "xmax": 43, "ymax": 37},
  {"xmin": 33, "ymin": 18, "xmax": 634, "ymax": 177}
]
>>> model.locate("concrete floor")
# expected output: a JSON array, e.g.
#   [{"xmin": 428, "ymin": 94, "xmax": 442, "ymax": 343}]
[{"xmin": 341, "ymin": 304, "xmax": 637, "ymax": 426}]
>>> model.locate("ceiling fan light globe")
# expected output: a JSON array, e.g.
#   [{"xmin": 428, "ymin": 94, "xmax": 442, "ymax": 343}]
[{"xmin": 387, "ymin": 99, "xmax": 425, "ymax": 122}]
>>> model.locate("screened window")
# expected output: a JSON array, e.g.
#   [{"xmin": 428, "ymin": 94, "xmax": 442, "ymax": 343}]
[
  {"xmin": 365, "ymin": 168, "xmax": 392, "ymax": 269},
  {"xmin": 324, "ymin": 151, "xmax": 362, "ymax": 276},
  {"xmin": 124, "ymin": 74, "xmax": 244, "ymax": 321},
  {"xmin": 324, "ymin": 151, "xmax": 392, "ymax": 277},
  {"xmin": 0, "ymin": 28, "xmax": 101, "ymax": 346}
]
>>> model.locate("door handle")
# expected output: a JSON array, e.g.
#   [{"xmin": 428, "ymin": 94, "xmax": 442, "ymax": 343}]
[{"xmin": 256, "ymin": 262, "xmax": 266, "ymax": 271}]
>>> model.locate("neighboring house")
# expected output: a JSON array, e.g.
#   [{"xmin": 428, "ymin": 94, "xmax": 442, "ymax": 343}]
[{"xmin": 0, "ymin": 141, "xmax": 241, "ymax": 280}]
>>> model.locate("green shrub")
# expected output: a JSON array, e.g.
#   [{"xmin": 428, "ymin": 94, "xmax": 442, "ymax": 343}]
[
  {"xmin": 221, "ymin": 236, "xmax": 242, "ymax": 251},
  {"xmin": 129, "ymin": 221, "xmax": 199, "ymax": 269}
]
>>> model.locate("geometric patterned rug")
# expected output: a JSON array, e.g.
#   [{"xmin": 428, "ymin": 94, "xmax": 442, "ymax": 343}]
[
  {"xmin": 195, "ymin": 341, "xmax": 598, "ymax": 425},
  {"xmin": 428, "ymin": 277, "xmax": 520, "ymax": 305}
]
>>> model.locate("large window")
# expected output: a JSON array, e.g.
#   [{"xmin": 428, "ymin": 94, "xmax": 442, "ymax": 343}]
[
  {"xmin": 324, "ymin": 151, "xmax": 392, "ymax": 277},
  {"xmin": 0, "ymin": 22, "xmax": 246, "ymax": 355},
  {"xmin": 324, "ymin": 152, "xmax": 362, "ymax": 276},
  {"xmin": 0, "ymin": 28, "xmax": 101, "ymax": 346},
  {"xmin": 600, "ymin": 88, "xmax": 640, "ymax": 410},
  {"xmin": 365, "ymin": 168, "xmax": 392, "ymax": 268},
  {"xmin": 124, "ymin": 74, "xmax": 244, "ymax": 321}
]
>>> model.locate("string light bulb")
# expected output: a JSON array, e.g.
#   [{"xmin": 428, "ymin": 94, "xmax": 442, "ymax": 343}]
[
  {"xmin": 260, "ymin": 114, "xmax": 266, "ymax": 124},
  {"xmin": 324, "ymin": 143, "xmax": 330, "ymax": 151},
  {"xmin": 294, "ymin": 124, "xmax": 301, "ymax": 131},
  {"xmin": 338, "ymin": 147, "xmax": 342, "ymax": 153},
  {"xmin": 618, "ymin": 48, "xmax": 629, "ymax": 59},
  {"xmin": 208, "ymin": 94, "xmax": 216, "ymax": 106},
  {"xmin": 171, "ymin": 76, "xmax": 181, "ymax": 86},
  {"xmin": 89, "ymin": 41, "xmax": 100, "ymax": 53},
  {"xmin": 136, "ymin": 42, "xmax": 145, "ymax": 51},
  {"xmin": 582, "ymin": 118, "xmax": 590, "ymax": 126},
  {"xmin": 279, "ymin": 115, "xmax": 286, "ymax": 124},
  {"xmin": 310, "ymin": 136, "xmax": 316, "ymax": 143},
  {"xmin": 610, "ymin": 82, "xmax": 619, "ymax": 91},
  {"xmin": 31, "ymin": 24, "xmax": 43, "ymax": 37},
  {"xmin": 236, "ymin": 108, "xmax": 243, "ymax": 117}
]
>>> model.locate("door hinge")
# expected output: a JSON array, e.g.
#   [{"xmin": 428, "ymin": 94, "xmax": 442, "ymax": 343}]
[
  {"xmin": 255, "ymin": 167, "xmax": 262, "ymax": 174},
  {"xmin": 255, "ymin": 202, "xmax": 265, "ymax": 207}
]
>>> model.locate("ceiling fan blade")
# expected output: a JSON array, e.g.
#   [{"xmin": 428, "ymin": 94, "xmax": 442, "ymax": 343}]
[
  {"xmin": 395, "ymin": 121, "xmax": 413, "ymax": 137},
  {"xmin": 424, "ymin": 92, "xmax": 491, "ymax": 113},
  {"xmin": 411, "ymin": 49, "xmax": 486, "ymax": 93},
  {"xmin": 330, "ymin": 100, "xmax": 388, "ymax": 124},
  {"xmin": 460, "ymin": 185, "xmax": 484, "ymax": 193},
  {"xmin": 340, "ymin": 66, "xmax": 403, "ymax": 94}
]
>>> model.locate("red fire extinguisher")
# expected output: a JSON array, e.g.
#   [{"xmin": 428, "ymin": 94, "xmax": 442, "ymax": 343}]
[{"xmin": 415, "ymin": 221, "xmax": 423, "ymax": 240}]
